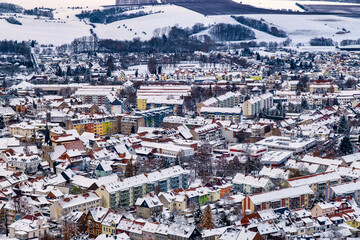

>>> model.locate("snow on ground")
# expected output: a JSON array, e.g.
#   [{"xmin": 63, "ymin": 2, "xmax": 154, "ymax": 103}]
[
  {"xmin": 243, "ymin": 14, "xmax": 360, "ymax": 45},
  {"xmin": 207, "ymin": 15, "xmax": 283, "ymax": 42},
  {"xmin": 0, "ymin": 13, "xmax": 91, "ymax": 45},
  {"xmin": 1, "ymin": 0, "xmax": 360, "ymax": 46},
  {"xmin": 92, "ymin": 5, "xmax": 213, "ymax": 41},
  {"xmin": 232, "ymin": 0, "xmax": 360, "ymax": 12},
  {"xmin": 285, "ymin": 46, "xmax": 337, "ymax": 52},
  {"xmin": 0, "ymin": 0, "xmax": 114, "ymax": 9}
]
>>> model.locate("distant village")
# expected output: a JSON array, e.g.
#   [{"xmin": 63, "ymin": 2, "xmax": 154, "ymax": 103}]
[{"xmin": 1, "ymin": 44, "xmax": 360, "ymax": 240}]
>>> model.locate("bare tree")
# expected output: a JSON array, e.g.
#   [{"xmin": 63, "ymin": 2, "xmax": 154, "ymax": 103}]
[{"xmin": 62, "ymin": 222, "xmax": 78, "ymax": 240}]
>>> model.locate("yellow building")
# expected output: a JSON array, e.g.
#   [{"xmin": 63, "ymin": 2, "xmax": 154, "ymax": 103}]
[
  {"xmin": 137, "ymin": 98, "xmax": 147, "ymax": 110},
  {"xmin": 101, "ymin": 213, "xmax": 122, "ymax": 236},
  {"xmin": 251, "ymin": 76, "xmax": 262, "ymax": 81}
]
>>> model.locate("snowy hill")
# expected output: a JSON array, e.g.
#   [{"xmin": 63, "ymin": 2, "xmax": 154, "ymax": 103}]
[{"xmin": 1, "ymin": 0, "xmax": 360, "ymax": 47}]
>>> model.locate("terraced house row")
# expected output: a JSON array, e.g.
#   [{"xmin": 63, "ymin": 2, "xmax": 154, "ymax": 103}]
[
  {"xmin": 95, "ymin": 166, "xmax": 190, "ymax": 208},
  {"xmin": 65, "ymin": 114, "xmax": 120, "ymax": 136}
]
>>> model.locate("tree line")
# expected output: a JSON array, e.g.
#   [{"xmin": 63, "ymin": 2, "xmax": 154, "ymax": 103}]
[
  {"xmin": 98, "ymin": 25, "xmax": 215, "ymax": 54},
  {"xmin": 232, "ymin": 16, "xmax": 287, "ymax": 38},
  {"xmin": 76, "ymin": 7, "xmax": 149, "ymax": 24},
  {"xmin": 0, "ymin": 3, "xmax": 22, "ymax": 13},
  {"xmin": 209, "ymin": 23, "xmax": 255, "ymax": 41},
  {"xmin": 97, "ymin": 23, "xmax": 260, "ymax": 54},
  {"xmin": 24, "ymin": 7, "xmax": 54, "ymax": 18},
  {"xmin": 310, "ymin": 37, "xmax": 334, "ymax": 46},
  {"xmin": 0, "ymin": 40, "xmax": 31, "ymax": 57},
  {"xmin": 6, "ymin": 17, "xmax": 22, "ymax": 25},
  {"xmin": 341, "ymin": 38, "xmax": 360, "ymax": 46}
]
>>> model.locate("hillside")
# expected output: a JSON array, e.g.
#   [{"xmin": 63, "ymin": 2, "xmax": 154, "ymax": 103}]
[{"xmin": 0, "ymin": 0, "xmax": 360, "ymax": 47}]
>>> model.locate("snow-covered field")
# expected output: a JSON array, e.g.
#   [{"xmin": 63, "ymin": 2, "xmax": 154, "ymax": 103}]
[
  {"xmin": 1, "ymin": 0, "xmax": 360, "ymax": 47},
  {"xmin": 0, "ymin": 14, "xmax": 91, "ymax": 45},
  {"xmin": 0, "ymin": 0, "xmax": 114, "ymax": 9},
  {"xmin": 232, "ymin": 0, "xmax": 360, "ymax": 12},
  {"xmin": 243, "ymin": 14, "xmax": 360, "ymax": 44},
  {"xmin": 93, "ymin": 5, "xmax": 213, "ymax": 41}
]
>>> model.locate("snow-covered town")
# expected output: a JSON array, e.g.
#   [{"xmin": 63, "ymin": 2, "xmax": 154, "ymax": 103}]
[{"xmin": 2, "ymin": 0, "xmax": 360, "ymax": 240}]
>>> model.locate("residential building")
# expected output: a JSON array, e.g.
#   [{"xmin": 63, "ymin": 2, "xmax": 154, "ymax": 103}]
[
  {"xmin": 311, "ymin": 202, "xmax": 336, "ymax": 218},
  {"xmin": 74, "ymin": 85, "xmax": 121, "ymax": 105},
  {"xmin": 86, "ymin": 207, "xmax": 112, "ymax": 237},
  {"xmin": 135, "ymin": 195, "xmax": 163, "ymax": 219},
  {"xmin": 95, "ymin": 166, "xmax": 189, "ymax": 208},
  {"xmin": 9, "ymin": 122, "xmax": 36, "ymax": 141},
  {"xmin": 325, "ymin": 180, "xmax": 360, "ymax": 202},
  {"xmin": 105, "ymin": 95, "xmax": 122, "ymax": 114},
  {"xmin": 200, "ymin": 107, "xmax": 242, "ymax": 123},
  {"xmin": 9, "ymin": 214, "xmax": 49, "ymax": 239},
  {"xmin": 1, "ymin": 149, "xmax": 42, "ymax": 174},
  {"xmin": 136, "ymin": 85, "xmax": 191, "ymax": 110},
  {"xmin": 242, "ymin": 93, "xmax": 273, "ymax": 117},
  {"xmin": 136, "ymin": 107, "xmax": 173, "ymax": 127},
  {"xmin": 192, "ymin": 123, "xmax": 222, "ymax": 141},
  {"xmin": 241, "ymin": 185, "xmax": 314, "ymax": 214},
  {"xmin": 286, "ymin": 171, "xmax": 342, "ymax": 194},
  {"xmin": 49, "ymin": 192, "xmax": 101, "ymax": 221},
  {"xmin": 232, "ymin": 173, "xmax": 274, "ymax": 194},
  {"xmin": 120, "ymin": 115, "xmax": 145, "ymax": 135},
  {"xmin": 66, "ymin": 114, "xmax": 119, "ymax": 136}
]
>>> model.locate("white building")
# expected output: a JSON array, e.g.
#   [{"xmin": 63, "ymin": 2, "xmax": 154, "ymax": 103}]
[
  {"xmin": 49, "ymin": 192, "xmax": 101, "ymax": 220},
  {"xmin": 0, "ymin": 150, "xmax": 42, "ymax": 174},
  {"xmin": 229, "ymin": 143, "xmax": 268, "ymax": 159},
  {"xmin": 256, "ymin": 136, "xmax": 317, "ymax": 154},
  {"xmin": 9, "ymin": 215, "xmax": 49, "ymax": 239},
  {"xmin": 232, "ymin": 173, "xmax": 274, "ymax": 194},
  {"xmin": 242, "ymin": 93, "xmax": 273, "ymax": 117}
]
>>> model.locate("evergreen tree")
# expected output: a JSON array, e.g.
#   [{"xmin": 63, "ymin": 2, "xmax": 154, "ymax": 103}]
[
  {"xmin": 55, "ymin": 65, "xmax": 63, "ymax": 76},
  {"xmin": 338, "ymin": 115, "xmax": 349, "ymax": 135},
  {"xmin": 106, "ymin": 68, "xmax": 111, "ymax": 77},
  {"xmin": 131, "ymin": 124, "xmax": 136, "ymax": 134},
  {"xmin": 192, "ymin": 204, "xmax": 202, "ymax": 225},
  {"xmin": 325, "ymin": 98, "xmax": 331, "ymax": 107},
  {"xmin": 340, "ymin": 136, "xmax": 353, "ymax": 155},
  {"xmin": 301, "ymin": 98, "xmax": 308, "ymax": 110},
  {"xmin": 200, "ymin": 205, "xmax": 215, "ymax": 230},
  {"xmin": 147, "ymin": 58, "xmax": 157, "ymax": 74},
  {"xmin": 44, "ymin": 124, "xmax": 52, "ymax": 146},
  {"xmin": 161, "ymin": 158, "xmax": 170, "ymax": 168},
  {"xmin": 296, "ymin": 80, "xmax": 304, "ymax": 92},
  {"xmin": 0, "ymin": 115, "xmax": 5, "ymax": 130},
  {"xmin": 107, "ymin": 55, "xmax": 115, "ymax": 71},
  {"xmin": 218, "ymin": 211, "xmax": 231, "ymax": 227},
  {"xmin": 125, "ymin": 159, "xmax": 134, "ymax": 178},
  {"xmin": 66, "ymin": 66, "xmax": 72, "ymax": 76},
  {"xmin": 276, "ymin": 102, "xmax": 283, "ymax": 116}
]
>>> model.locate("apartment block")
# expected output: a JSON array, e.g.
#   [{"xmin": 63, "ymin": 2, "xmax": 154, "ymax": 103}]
[{"xmin": 95, "ymin": 166, "xmax": 189, "ymax": 208}]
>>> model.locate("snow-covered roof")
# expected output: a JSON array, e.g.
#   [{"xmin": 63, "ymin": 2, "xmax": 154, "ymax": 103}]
[
  {"xmin": 249, "ymin": 185, "xmax": 314, "ymax": 205},
  {"xmin": 232, "ymin": 173, "xmax": 271, "ymax": 188},
  {"xmin": 288, "ymin": 171, "xmax": 341, "ymax": 188}
]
